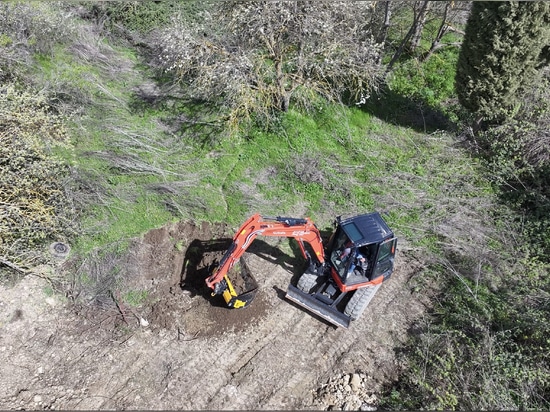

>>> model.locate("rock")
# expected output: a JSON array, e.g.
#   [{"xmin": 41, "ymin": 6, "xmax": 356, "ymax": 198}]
[{"xmin": 350, "ymin": 373, "xmax": 361, "ymax": 392}]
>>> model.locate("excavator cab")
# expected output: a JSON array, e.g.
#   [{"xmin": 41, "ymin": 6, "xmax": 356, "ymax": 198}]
[
  {"xmin": 329, "ymin": 215, "xmax": 396, "ymax": 285},
  {"xmin": 286, "ymin": 212, "xmax": 397, "ymax": 328}
]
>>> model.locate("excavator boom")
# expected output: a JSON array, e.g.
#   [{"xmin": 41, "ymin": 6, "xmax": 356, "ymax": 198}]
[{"xmin": 205, "ymin": 213, "xmax": 325, "ymax": 308}]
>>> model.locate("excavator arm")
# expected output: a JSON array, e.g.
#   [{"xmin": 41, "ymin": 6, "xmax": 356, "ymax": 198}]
[{"xmin": 205, "ymin": 213, "xmax": 325, "ymax": 307}]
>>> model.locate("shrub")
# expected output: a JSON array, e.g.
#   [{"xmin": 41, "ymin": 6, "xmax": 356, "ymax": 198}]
[
  {"xmin": 155, "ymin": 1, "xmax": 383, "ymax": 131},
  {"xmin": 455, "ymin": 2, "xmax": 550, "ymax": 124},
  {"xmin": 387, "ymin": 48, "xmax": 459, "ymax": 120},
  {"xmin": 382, "ymin": 256, "xmax": 550, "ymax": 411},
  {"xmin": 0, "ymin": 2, "xmax": 75, "ymax": 81},
  {"xmin": 478, "ymin": 71, "xmax": 550, "ymax": 258},
  {"xmin": 0, "ymin": 84, "xmax": 74, "ymax": 274},
  {"xmin": 83, "ymin": 1, "xmax": 208, "ymax": 35},
  {"xmin": 0, "ymin": 2, "xmax": 74, "ymax": 54},
  {"xmin": 85, "ymin": 1, "xmax": 175, "ymax": 34}
]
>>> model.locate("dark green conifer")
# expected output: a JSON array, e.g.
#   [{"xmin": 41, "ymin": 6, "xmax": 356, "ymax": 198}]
[{"xmin": 456, "ymin": 1, "xmax": 550, "ymax": 124}]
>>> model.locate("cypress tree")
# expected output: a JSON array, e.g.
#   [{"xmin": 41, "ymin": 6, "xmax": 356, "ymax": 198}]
[{"xmin": 455, "ymin": 1, "xmax": 550, "ymax": 125}]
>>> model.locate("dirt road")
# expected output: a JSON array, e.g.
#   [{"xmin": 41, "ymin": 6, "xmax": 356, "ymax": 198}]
[{"xmin": 0, "ymin": 220, "xmax": 425, "ymax": 410}]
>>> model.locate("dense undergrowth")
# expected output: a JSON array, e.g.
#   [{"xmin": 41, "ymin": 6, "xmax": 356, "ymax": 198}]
[
  {"xmin": 1, "ymin": 2, "xmax": 549, "ymax": 410},
  {"xmin": 0, "ymin": 84, "xmax": 75, "ymax": 274},
  {"xmin": 377, "ymin": 5, "xmax": 550, "ymax": 411}
]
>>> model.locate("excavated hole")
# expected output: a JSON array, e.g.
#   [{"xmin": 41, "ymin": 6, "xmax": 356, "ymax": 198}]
[{"xmin": 126, "ymin": 220, "xmax": 271, "ymax": 338}]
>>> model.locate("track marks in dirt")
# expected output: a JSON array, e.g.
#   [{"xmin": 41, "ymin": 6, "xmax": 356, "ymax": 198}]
[
  {"xmin": 170, "ymin": 246, "xmax": 422, "ymax": 410},
  {"xmin": 195, "ymin": 258, "xmax": 355, "ymax": 409}
]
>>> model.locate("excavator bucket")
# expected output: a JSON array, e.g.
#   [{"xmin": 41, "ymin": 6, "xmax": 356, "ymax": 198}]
[
  {"xmin": 285, "ymin": 284, "xmax": 351, "ymax": 328},
  {"xmin": 222, "ymin": 257, "xmax": 259, "ymax": 309}
]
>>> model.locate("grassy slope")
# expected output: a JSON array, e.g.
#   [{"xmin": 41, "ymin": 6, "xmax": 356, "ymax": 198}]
[
  {"xmin": 12, "ymin": 4, "xmax": 489, "ymax": 261},
  {"xmin": 39, "ymin": 37, "xmax": 496, "ymax": 256},
  {"xmin": 40, "ymin": 37, "xmax": 490, "ymax": 250}
]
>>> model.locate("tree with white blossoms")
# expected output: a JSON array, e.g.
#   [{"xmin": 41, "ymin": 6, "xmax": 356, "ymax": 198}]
[{"xmin": 156, "ymin": 1, "xmax": 383, "ymax": 128}]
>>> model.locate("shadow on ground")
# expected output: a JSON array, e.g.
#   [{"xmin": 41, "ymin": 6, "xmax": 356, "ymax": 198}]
[{"xmin": 359, "ymin": 86, "xmax": 454, "ymax": 133}]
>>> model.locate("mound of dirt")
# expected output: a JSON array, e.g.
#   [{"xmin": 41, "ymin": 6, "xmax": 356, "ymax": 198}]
[{"xmin": 0, "ymin": 219, "xmax": 427, "ymax": 410}]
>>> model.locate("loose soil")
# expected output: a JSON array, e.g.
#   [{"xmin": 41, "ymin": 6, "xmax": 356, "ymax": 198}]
[{"xmin": 0, "ymin": 220, "xmax": 426, "ymax": 410}]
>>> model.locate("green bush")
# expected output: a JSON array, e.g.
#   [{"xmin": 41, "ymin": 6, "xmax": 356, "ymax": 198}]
[
  {"xmin": 85, "ymin": 1, "xmax": 201, "ymax": 34},
  {"xmin": 0, "ymin": 2, "xmax": 74, "ymax": 54},
  {"xmin": 455, "ymin": 2, "xmax": 550, "ymax": 124},
  {"xmin": 387, "ymin": 48, "xmax": 459, "ymax": 119},
  {"xmin": 382, "ymin": 255, "xmax": 550, "ymax": 410},
  {"xmin": 0, "ymin": 2, "xmax": 75, "ymax": 83},
  {"xmin": 477, "ymin": 72, "xmax": 550, "ymax": 259}
]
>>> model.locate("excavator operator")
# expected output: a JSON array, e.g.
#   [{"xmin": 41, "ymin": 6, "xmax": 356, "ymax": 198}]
[
  {"xmin": 340, "ymin": 242, "xmax": 369, "ymax": 279},
  {"xmin": 339, "ymin": 241, "xmax": 353, "ymax": 261},
  {"xmin": 350, "ymin": 253, "xmax": 369, "ymax": 276}
]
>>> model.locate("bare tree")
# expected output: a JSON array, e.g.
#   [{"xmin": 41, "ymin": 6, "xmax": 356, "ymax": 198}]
[
  {"xmin": 386, "ymin": 1, "xmax": 469, "ymax": 71},
  {"xmin": 409, "ymin": 0, "xmax": 431, "ymax": 52},
  {"xmin": 386, "ymin": 1, "xmax": 431, "ymax": 70},
  {"xmin": 156, "ymin": 1, "xmax": 382, "ymax": 129}
]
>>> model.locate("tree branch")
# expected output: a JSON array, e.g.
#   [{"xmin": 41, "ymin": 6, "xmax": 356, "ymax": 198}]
[{"xmin": 0, "ymin": 257, "xmax": 28, "ymax": 274}]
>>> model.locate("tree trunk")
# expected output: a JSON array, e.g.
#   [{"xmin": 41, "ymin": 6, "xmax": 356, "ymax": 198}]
[
  {"xmin": 281, "ymin": 93, "xmax": 290, "ymax": 112},
  {"xmin": 377, "ymin": 1, "xmax": 392, "ymax": 45},
  {"xmin": 421, "ymin": 2, "xmax": 454, "ymax": 62},
  {"xmin": 386, "ymin": 1, "xmax": 431, "ymax": 71},
  {"xmin": 274, "ymin": 58, "xmax": 289, "ymax": 112},
  {"xmin": 410, "ymin": 1, "xmax": 431, "ymax": 52}
]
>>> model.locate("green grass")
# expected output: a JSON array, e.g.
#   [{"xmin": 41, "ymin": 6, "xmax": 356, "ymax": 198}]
[
  {"xmin": 386, "ymin": 47, "xmax": 459, "ymax": 118},
  {"xmin": 123, "ymin": 289, "xmax": 149, "ymax": 307},
  {"xmin": 75, "ymin": 193, "xmax": 174, "ymax": 253},
  {"xmin": 25, "ymin": 10, "xmax": 498, "ymax": 268},
  {"xmin": 66, "ymin": 77, "xmax": 495, "ymax": 254}
]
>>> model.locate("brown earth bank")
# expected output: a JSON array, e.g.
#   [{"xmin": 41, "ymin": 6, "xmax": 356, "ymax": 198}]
[{"xmin": 0, "ymin": 220, "xmax": 426, "ymax": 410}]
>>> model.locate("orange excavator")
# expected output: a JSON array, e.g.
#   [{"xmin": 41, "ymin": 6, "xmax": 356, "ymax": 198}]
[{"xmin": 205, "ymin": 212, "xmax": 397, "ymax": 328}]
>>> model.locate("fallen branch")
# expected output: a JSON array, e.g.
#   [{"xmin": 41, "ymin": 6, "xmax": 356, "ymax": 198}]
[
  {"xmin": 109, "ymin": 290, "xmax": 129, "ymax": 325},
  {"xmin": 0, "ymin": 257, "xmax": 28, "ymax": 274}
]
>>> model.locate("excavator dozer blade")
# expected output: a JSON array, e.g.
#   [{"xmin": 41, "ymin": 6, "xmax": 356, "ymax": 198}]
[
  {"xmin": 285, "ymin": 284, "xmax": 351, "ymax": 329},
  {"xmin": 223, "ymin": 257, "xmax": 259, "ymax": 309}
]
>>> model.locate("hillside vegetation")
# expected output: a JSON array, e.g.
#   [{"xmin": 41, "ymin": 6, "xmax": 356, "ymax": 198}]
[{"xmin": 1, "ymin": 2, "xmax": 549, "ymax": 410}]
